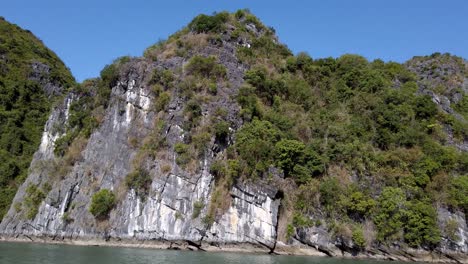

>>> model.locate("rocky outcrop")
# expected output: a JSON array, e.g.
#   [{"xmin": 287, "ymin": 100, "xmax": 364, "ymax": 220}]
[
  {"xmin": 406, "ymin": 54, "xmax": 468, "ymax": 151},
  {"xmin": 438, "ymin": 208, "xmax": 468, "ymax": 253},
  {"xmin": 209, "ymin": 183, "xmax": 280, "ymax": 249},
  {"xmin": 29, "ymin": 61, "xmax": 66, "ymax": 97}
]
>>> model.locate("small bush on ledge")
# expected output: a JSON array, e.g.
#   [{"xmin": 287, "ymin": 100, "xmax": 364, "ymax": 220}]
[
  {"xmin": 192, "ymin": 200, "xmax": 204, "ymax": 219},
  {"xmin": 89, "ymin": 189, "xmax": 115, "ymax": 220},
  {"xmin": 23, "ymin": 183, "xmax": 46, "ymax": 220},
  {"xmin": 125, "ymin": 169, "xmax": 152, "ymax": 200},
  {"xmin": 185, "ymin": 55, "xmax": 227, "ymax": 80},
  {"xmin": 188, "ymin": 12, "xmax": 229, "ymax": 34}
]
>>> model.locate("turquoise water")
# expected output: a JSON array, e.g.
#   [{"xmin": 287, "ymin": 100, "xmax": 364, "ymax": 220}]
[{"xmin": 0, "ymin": 242, "xmax": 400, "ymax": 264}]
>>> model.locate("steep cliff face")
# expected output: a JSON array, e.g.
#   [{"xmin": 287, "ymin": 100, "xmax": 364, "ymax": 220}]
[
  {"xmin": 0, "ymin": 11, "xmax": 467, "ymax": 263},
  {"xmin": 0, "ymin": 17, "xmax": 282, "ymax": 250}
]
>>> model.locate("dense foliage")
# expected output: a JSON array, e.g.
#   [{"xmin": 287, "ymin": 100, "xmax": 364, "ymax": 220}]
[
  {"xmin": 89, "ymin": 189, "xmax": 116, "ymax": 220},
  {"xmin": 0, "ymin": 18, "xmax": 74, "ymax": 220},
  {"xmin": 22, "ymin": 183, "xmax": 49, "ymax": 219},
  {"xmin": 230, "ymin": 48, "xmax": 468, "ymax": 248},
  {"xmin": 125, "ymin": 169, "xmax": 152, "ymax": 200},
  {"xmin": 188, "ymin": 12, "xmax": 229, "ymax": 34},
  {"xmin": 140, "ymin": 11, "xmax": 468, "ymax": 249},
  {"xmin": 237, "ymin": 50, "xmax": 466, "ymax": 248}
]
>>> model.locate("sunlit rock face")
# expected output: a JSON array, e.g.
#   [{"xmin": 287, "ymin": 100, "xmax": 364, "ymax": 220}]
[
  {"xmin": 208, "ymin": 183, "xmax": 280, "ymax": 247},
  {"xmin": 0, "ymin": 38, "xmax": 282, "ymax": 251},
  {"xmin": 438, "ymin": 207, "xmax": 468, "ymax": 253}
]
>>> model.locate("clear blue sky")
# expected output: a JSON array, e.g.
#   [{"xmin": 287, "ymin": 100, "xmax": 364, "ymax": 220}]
[{"xmin": 3, "ymin": 0, "xmax": 468, "ymax": 82}]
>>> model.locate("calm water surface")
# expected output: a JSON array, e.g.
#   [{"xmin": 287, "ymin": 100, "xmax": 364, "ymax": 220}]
[{"xmin": 0, "ymin": 242, "xmax": 406, "ymax": 264}]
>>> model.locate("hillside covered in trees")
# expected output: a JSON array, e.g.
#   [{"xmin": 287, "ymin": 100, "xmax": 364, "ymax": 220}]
[
  {"xmin": 0, "ymin": 17, "xmax": 74, "ymax": 219},
  {"xmin": 0, "ymin": 10, "xmax": 467, "ymax": 261}
]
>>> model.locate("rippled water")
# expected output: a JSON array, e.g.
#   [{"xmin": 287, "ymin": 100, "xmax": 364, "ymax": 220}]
[{"xmin": 0, "ymin": 242, "xmax": 401, "ymax": 264}]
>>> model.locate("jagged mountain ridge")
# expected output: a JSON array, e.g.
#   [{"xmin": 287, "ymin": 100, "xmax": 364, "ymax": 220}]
[{"xmin": 0, "ymin": 10, "xmax": 467, "ymax": 262}]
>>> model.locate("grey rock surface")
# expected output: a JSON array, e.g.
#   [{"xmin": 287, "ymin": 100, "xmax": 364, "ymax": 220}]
[{"xmin": 29, "ymin": 61, "xmax": 65, "ymax": 97}]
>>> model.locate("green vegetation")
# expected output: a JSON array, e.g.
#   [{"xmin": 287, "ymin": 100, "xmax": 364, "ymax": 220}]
[
  {"xmin": 224, "ymin": 21, "xmax": 467, "ymax": 248},
  {"xmin": 404, "ymin": 200, "xmax": 440, "ymax": 247},
  {"xmin": 54, "ymin": 56, "xmax": 128, "ymax": 157},
  {"xmin": 454, "ymin": 95, "xmax": 468, "ymax": 119},
  {"xmin": 2, "ymin": 10, "xmax": 466, "ymax": 252},
  {"xmin": 62, "ymin": 212, "xmax": 73, "ymax": 224},
  {"xmin": 214, "ymin": 120, "xmax": 229, "ymax": 142},
  {"xmin": 274, "ymin": 139, "xmax": 323, "ymax": 183},
  {"xmin": 185, "ymin": 55, "xmax": 227, "ymax": 80},
  {"xmin": 125, "ymin": 169, "xmax": 152, "ymax": 200},
  {"xmin": 183, "ymin": 99, "xmax": 203, "ymax": 131},
  {"xmin": 89, "ymin": 189, "xmax": 116, "ymax": 220},
  {"xmin": 0, "ymin": 18, "xmax": 75, "ymax": 220},
  {"xmin": 140, "ymin": 13, "xmax": 466, "ymax": 248},
  {"xmin": 205, "ymin": 159, "xmax": 238, "ymax": 224},
  {"xmin": 174, "ymin": 142, "xmax": 190, "ymax": 166},
  {"xmin": 448, "ymin": 175, "xmax": 468, "ymax": 214},
  {"xmin": 23, "ymin": 183, "xmax": 47, "ymax": 219},
  {"xmin": 352, "ymin": 226, "xmax": 366, "ymax": 249},
  {"xmin": 235, "ymin": 119, "xmax": 281, "ymax": 173},
  {"xmin": 155, "ymin": 91, "xmax": 171, "ymax": 112},
  {"xmin": 192, "ymin": 200, "xmax": 204, "ymax": 219},
  {"xmin": 150, "ymin": 68, "xmax": 174, "ymax": 89},
  {"xmin": 445, "ymin": 218, "xmax": 460, "ymax": 242},
  {"xmin": 188, "ymin": 12, "xmax": 229, "ymax": 34}
]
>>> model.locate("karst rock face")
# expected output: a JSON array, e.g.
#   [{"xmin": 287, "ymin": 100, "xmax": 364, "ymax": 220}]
[
  {"xmin": 0, "ymin": 15, "xmax": 282, "ymax": 250},
  {"xmin": 0, "ymin": 11, "xmax": 467, "ymax": 262}
]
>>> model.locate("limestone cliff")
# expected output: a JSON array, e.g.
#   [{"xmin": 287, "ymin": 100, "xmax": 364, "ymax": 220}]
[
  {"xmin": 0, "ymin": 19, "xmax": 282, "ymax": 250},
  {"xmin": 0, "ymin": 11, "xmax": 467, "ymax": 263}
]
